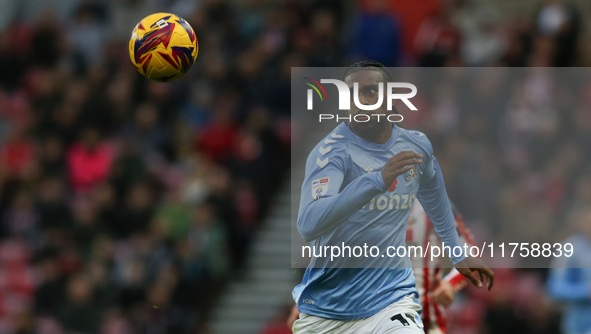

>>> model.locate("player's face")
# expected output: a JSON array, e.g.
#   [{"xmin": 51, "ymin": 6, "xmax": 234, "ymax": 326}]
[{"xmin": 344, "ymin": 70, "xmax": 391, "ymax": 131}]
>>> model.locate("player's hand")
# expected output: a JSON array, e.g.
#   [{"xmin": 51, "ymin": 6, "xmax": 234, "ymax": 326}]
[
  {"xmin": 381, "ymin": 151, "xmax": 423, "ymax": 187},
  {"xmin": 286, "ymin": 304, "xmax": 300, "ymax": 329},
  {"xmin": 454, "ymin": 257, "xmax": 494, "ymax": 291},
  {"xmin": 432, "ymin": 278, "xmax": 455, "ymax": 307}
]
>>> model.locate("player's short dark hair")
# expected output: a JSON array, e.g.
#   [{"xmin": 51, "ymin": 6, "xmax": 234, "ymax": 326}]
[
  {"xmin": 344, "ymin": 60, "xmax": 398, "ymax": 114},
  {"xmin": 343, "ymin": 60, "xmax": 393, "ymax": 82}
]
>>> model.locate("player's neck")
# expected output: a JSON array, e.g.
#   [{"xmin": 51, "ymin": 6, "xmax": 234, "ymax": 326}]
[{"xmin": 349, "ymin": 123, "xmax": 393, "ymax": 145}]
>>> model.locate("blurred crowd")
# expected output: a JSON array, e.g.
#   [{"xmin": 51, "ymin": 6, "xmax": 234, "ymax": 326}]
[
  {"xmin": 0, "ymin": 0, "xmax": 298, "ymax": 333},
  {"xmin": 0, "ymin": 0, "xmax": 588, "ymax": 333}
]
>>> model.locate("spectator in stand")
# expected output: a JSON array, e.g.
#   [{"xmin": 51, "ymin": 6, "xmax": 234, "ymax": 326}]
[
  {"xmin": 414, "ymin": 4, "xmax": 462, "ymax": 66},
  {"xmin": 536, "ymin": 0, "xmax": 581, "ymax": 66},
  {"xmin": 67, "ymin": 127, "xmax": 114, "ymax": 193},
  {"xmin": 58, "ymin": 274, "xmax": 101, "ymax": 334},
  {"xmin": 347, "ymin": 0, "xmax": 402, "ymax": 66}
]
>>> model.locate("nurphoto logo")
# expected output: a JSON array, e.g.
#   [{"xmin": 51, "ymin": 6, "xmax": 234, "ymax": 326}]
[
  {"xmin": 305, "ymin": 79, "xmax": 417, "ymax": 111},
  {"xmin": 304, "ymin": 78, "xmax": 418, "ymax": 123}
]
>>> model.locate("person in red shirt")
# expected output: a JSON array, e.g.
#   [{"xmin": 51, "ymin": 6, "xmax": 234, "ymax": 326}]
[
  {"xmin": 0, "ymin": 125, "xmax": 36, "ymax": 179},
  {"xmin": 67, "ymin": 127, "xmax": 114, "ymax": 193}
]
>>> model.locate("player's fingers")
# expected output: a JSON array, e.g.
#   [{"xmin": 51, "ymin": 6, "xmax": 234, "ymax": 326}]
[
  {"xmin": 385, "ymin": 154, "xmax": 422, "ymax": 170},
  {"xmin": 400, "ymin": 157, "xmax": 423, "ymax": 165},
  {"xmin": 465, "ymin": 270, "xmax": 482, "ymax": 288},
  {"xmin": 483, "ymin": 267, "xmax": 494, "ymax": 290},
  {"xmin": 394, "ymin": 166, "xmax": 414, "ymax": 174},
  {"xmin": 391, "ymin": 151, "xmax": 423, "ymax": 161},
  {"xmin": 393, "ymin": 151, "xmax": 416, "ymax": 157},
  {"xmin": 475, "ymin": 267, "xmax": 494, "ymax": 290},
  {"xmin": 385, "ymin": 165, "xmax": 412, "ymax": 178},
  {"xmin": 393, "ymin": 159, "xmax": 423, "ymax": 170}
]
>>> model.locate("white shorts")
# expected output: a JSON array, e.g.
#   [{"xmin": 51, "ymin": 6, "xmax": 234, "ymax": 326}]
[{"xmin": 292, "ymin": 295, "xmax": 424, "ymax": 334}]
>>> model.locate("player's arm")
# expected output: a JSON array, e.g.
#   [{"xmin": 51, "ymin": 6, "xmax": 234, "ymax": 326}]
[
  {"xmin": 433, "ymin": 217, "xmax": 475, "ymax": 307},
  {"xmin": 415, "ymin": 138, "xmax": 494, "ymax": 290},
  {"xmin": 298, "ymin": 149, "xmax": 422, "ymax": 242},
  {"xmin": 416, "ymin": 155, "xmax": 465, "ymax": 265},
  {"xmin": 442, "ymin": 214, "xmax": 476, "ymax": 290},
  {"xmin": 297, "ymin": 146, "xmax": 384, "ymax": 242}
]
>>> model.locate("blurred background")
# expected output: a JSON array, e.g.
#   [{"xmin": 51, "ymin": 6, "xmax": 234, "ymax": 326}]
[{"xmin": 0, "ymin": 0, "xmax": 590, "ymax": 333}]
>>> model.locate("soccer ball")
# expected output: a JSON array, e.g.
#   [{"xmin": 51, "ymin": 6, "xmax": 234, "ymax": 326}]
[{"xmin": 129, "ymin": 13, "xmax": 199, "ymax": 82}]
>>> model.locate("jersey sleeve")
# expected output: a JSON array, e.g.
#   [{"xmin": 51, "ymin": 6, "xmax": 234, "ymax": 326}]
[
  {"xmin": 416, "ymin": 135, "xmax": 466, "ymax": 265},
  {"xmin": 443, "ymin": 214, "xmax": 476, "ymax": 290},
  {"xmin": 297, "ymin": 141, "xmax": 389, "ymax": 242},
  {"xmin": 417, "ymin": 135, "xmax": 437, "ymax": 184}
]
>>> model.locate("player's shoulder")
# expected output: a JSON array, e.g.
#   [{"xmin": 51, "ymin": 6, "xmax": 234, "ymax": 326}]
[{"xmin": 397, "ymin": 127, "xmax": 433, "ymax": 156}]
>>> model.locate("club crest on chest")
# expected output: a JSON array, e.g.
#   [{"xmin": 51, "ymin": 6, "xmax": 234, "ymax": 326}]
[{"xmin": 406, "ymin": 165, "xmax": 418, "ymax": 181}]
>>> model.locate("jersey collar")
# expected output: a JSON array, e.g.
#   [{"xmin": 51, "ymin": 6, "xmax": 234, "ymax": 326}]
[{"xmin": 340, "ymin": 122, "xmax": 399, "ymax": 151}]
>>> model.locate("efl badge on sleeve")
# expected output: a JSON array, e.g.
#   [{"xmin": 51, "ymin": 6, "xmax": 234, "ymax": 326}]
[{"xmin": 311, "ymin": 177, "xmax": 330, "ymax": 200}]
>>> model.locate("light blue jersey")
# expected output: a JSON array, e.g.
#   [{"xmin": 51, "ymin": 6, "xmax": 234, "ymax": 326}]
[{"xmin": 293, "ymin": 122, "xmax": 465, "ymax": 320}]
